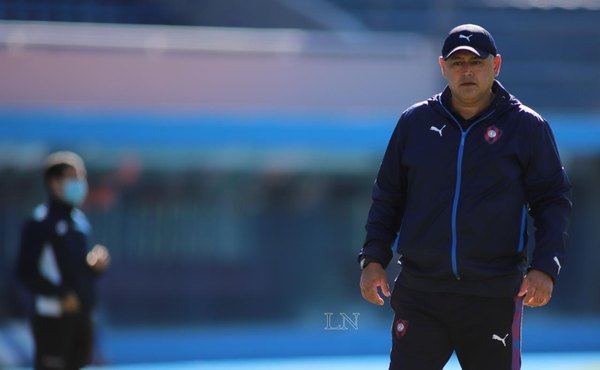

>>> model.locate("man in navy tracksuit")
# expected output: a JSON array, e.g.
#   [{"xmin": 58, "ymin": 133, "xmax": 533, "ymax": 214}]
[
  {"xmin": 358, "ymin": 25, "xmax": 572, "ymax": 370},
  {"xmin": 17, "ymin": 151, "xmax": 110, "ymax": 370}
]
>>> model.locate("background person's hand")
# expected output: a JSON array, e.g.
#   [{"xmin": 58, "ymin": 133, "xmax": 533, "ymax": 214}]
[
  {"xmin": 360, "ymin": 262, "xmax": 391, "ymax": 306},
  {"xmin": 87, "ymin": 244, "xmax": 111, "ymax": 272},
  {"xmin": 62, "ymin": 292, "xmax": 81, "ymax": 313},
  {"xmin": 518, "ymin": 269, "xmax": 554, "ymax": 307}
]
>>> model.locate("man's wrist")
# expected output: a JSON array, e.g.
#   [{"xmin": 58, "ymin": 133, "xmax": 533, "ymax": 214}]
[{"xmin": 360, "ymin": 256, "xmax": 382, "ymax": 270}]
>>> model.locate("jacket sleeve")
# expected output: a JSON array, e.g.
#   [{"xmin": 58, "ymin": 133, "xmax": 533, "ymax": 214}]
[
  {"xmin": 358, "ymin": 117, "xmax": 408, "ymax": 268},
  {"xmin": 16, "ymin": 220, "xmax": 69, "ymax": 297},
  {"xmin": 523, "ymin": 117, "xmax": 572, "ymax": 282}
]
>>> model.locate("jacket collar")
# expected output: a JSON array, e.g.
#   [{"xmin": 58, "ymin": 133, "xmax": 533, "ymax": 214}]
[
  {"xmin": 47, "ymin": 197, "xmax": 74, "ymax": 218},
  {"xmin": 431, "ymin": 80, "xmax": 520, "ymax": 121}
]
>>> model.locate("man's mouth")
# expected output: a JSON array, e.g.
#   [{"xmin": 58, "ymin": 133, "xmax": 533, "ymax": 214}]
[{"xmin": 460, "ymin": 82, "xmax": 477, "ymax": 86}]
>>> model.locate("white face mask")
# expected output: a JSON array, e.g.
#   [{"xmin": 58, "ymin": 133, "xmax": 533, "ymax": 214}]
[{"xmin": 62, "ymin": 179, "xmax": 88, "ymax": 206}]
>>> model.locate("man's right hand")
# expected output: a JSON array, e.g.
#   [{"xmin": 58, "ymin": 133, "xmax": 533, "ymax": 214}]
[
  {"xmin": 87, "ymin": 244, "xmax": 111, "ymax": 273},
  {"xmin": 360, "ymin": 262, "xmax": 391, "ymax": 306},
  {"xmin": 62, "ymin": 293, "xmax": 81, "ymax": 313}
]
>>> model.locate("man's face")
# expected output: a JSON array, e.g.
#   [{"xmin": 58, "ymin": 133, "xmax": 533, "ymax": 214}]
[
  {"xmin": 439, "ymin": 51, "xmax": 501, "ymax": 105},
  {"xmin": 49, "ymin": 166, "xmax": 88, "ymax": 205}
]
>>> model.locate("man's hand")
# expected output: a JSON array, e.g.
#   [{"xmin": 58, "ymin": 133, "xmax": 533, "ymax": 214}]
[
  {"xmin": 62, "ymin": 292, "xmax": 81, "ymax": 313},
  {"xmin": 518, "ymin": 269, "xmax": 554, "ymax": 307},
  {"xmin": 360, "ymin": 263, "xmax": 391, "ymax": 306},
  {"xmin": 87, "ymin": 244, "xmax": 110, "ymax": 273}
]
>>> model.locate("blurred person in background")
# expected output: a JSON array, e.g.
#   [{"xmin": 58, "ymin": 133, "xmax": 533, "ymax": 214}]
[
  {"xmin": 16, "ymin": 151, "xmax": 110, "ymax": 370},
  {"xmin": 358, "ymin": 24, "xmax": 572, "ymax": 370}
]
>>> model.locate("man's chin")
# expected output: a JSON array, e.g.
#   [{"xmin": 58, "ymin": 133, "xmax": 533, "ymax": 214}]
[
  {"xmin": 454, "ymin": 90, "xmax": 479, "ymax": 101},
  {"xmin": 457, "ymin": 83, "xmax": 479, "ymax": 92}
]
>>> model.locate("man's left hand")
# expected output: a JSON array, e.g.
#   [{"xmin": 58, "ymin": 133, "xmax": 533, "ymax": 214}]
[{"xmin": 518, "ymin": 269, "xmax": 554, "ymax": 307}]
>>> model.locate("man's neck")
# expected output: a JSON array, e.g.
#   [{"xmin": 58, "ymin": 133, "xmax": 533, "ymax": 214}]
[
  {"xmin": 450, "ymin": 91, "xmax": 495, "ymax": 121},
  {"xmin": 48, "ymin": 195, "xmax": 73, "ymax": 211}
]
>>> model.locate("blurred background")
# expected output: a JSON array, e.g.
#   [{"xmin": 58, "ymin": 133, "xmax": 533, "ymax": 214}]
[{"xmin": 1, "ymin": 0, "xmax": 600, "ymax": 368}]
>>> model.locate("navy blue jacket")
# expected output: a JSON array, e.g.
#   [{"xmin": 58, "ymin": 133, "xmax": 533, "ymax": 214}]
[
  {"xmin": 360, "ymin": 81, "xmax": 572, "ymax": 297},
  {"xmin": 17, "ymin": 199, "xmax": 98, "ymax": 315}
]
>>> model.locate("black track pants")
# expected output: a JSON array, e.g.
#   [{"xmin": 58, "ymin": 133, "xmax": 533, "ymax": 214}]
[
  {"xmin": 32, "ymin": 313, "xmax": 94, "ymax": 370},
  {"xmin": 389, "ymin": 284, "xmax": 523, "ymax": 370}
]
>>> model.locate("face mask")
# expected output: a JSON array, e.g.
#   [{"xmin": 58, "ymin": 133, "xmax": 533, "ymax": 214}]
[{"xmin": 63, "ymin": 179, "xmax": 88, "ymax": 206}]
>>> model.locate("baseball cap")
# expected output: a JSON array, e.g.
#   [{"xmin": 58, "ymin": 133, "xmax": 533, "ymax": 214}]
[{"xmin": 442, "ymin": 24, "xmax": 498, "ymax": 60}]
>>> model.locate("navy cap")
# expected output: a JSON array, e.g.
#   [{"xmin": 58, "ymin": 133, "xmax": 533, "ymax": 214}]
[{"xmin": 442, "ymin": 24, "xmax": 498, "ymax": 60}]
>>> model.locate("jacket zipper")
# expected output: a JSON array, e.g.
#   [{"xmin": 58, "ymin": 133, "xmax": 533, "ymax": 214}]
[{"xmin": 440, "ymin": 103, "xmax": 495, "ymax": 280}]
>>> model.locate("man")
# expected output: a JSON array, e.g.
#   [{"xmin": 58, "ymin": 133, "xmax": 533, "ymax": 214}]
[
  {"xmin": 17, "ymin": 151, "xmax": 110, "ymax": 370},
  {"xmin": 358, "ymin": 24, "xmax": 572, "ymax": 370}
]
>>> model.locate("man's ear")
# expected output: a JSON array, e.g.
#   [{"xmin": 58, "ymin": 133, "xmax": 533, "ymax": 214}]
[
  {"xmin": 493, "ymin": 54, "xmax": 502, "ymax": 77},
  {"xmin": 439, "ymin": 56, "xmax": 447, "ymax": 79}
]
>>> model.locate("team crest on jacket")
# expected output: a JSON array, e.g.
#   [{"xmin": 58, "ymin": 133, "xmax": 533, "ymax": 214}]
[
  {"xmin": 394, "ymin": 319, "xmax": 409, "ymax": 339},
  {"xmin": 485, "ymin": 125, "xmax": 502, "ymax": 144}
]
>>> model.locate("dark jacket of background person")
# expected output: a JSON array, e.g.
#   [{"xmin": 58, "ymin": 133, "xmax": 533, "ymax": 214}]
[{"xmin": 17, "ymin": 199, "xmax": 97, "ymax": 316}]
